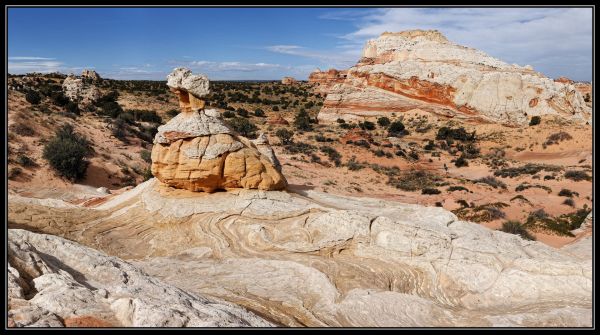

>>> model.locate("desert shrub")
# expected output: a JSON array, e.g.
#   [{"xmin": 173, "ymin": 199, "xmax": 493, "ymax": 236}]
[
  {"xmin": 236, "ymin": 108, "xmax": 249, "ymax": 118},
  {"xmin": 140, "ymin": 150, "xmax": 152, "ymax": 163},
  {"xmin": 558, "ymin": 189, "xmax": 578, "ymax": 197},
  {"xmin": 111, "ymin": 119, "xmax": 129, "ymax": 143},
  {"xmin": 453, "ymin": 202, "xmax": 508, "ymax": 222},
  {"xmin": 336, "ymin": 118, "xmax": 346, "ymax": 124},
  {"xmin": 500, "ymin": 221, "xmax": 535, "ymax": 240},
  {"xmin": 99, "ymin": 101, "xmax": 123, "ymax": 118},
  {"xmin": 226, "ymin": 117, "xmax": 258, "ymax": 139},
  {"xmin": 564, "ymin": 170, "xmax": 591, "ymax": 181},
  {"xmin": 346, "ymin": 156, "xmax": 367, "ymax": 171},
  {"xmin": 294, "ymin": 109, "xmax": 313, "ymax": 131},
  {"xmin": 254, "ymin": 108, "xmax": 265, "ymax": 117},
  {"xmin": 42, "ymin": 124, "xmax": 91, "ymax": 181},
  {"xmin": 51, "ymin": 92, "xmax": 70, "ymax": 106},
  {"xmin": 222, "ymin": 110, "xmax": 235, "ymax": 118},
  {"xmin": 475, "ymin": 176, "xmax": 507, "ymax": 189},
  {"xmin": 510, "ymin": 195, "xmax": 532, "ymax": 205},
  {"xmin": 272, "ymin": 106, "xmax": 279, "ymax": 111},
  {"xmin": 359, "ymin": 121, "xmax": 376, "ymax": 131},
  {"xmin": 352, "ymin": 139, "xmax": 370, "ymax": 149},
  {"xmin": 8, "ymin": 167, "xmax": 23, "ymax": 180},
  {"xmin": 447, "ymin": 186, "xmax": 470, "ymax": 193},
  {"xmin": 275, "ymin": 128, "xmax": 294, "ymax": 145},
  {"xmin": 389, "ymin": 170, "xmax": 439, "ymax": 191},
  {"xmin": 377, "ymin": 117, "xmax": 390, "ymax": 128},
  {"xmin": 65, "ymin": 101, "xmax": 80, "ymax": 115},
  {"xmin": 25, "ymin": 90, "xmax": 42, "ymax": 105},
  {"xmin": 284, "ymin": 142, "xmax": 316, "ymax": 154},
  {"xmin": 388, "ymin": 121, "xmax": 408, "ymax": 137},
  {"xmin": 454, "ymin": 154, "xmax": 469, "ymax": 168},
  {"xmin": 128, "ymin": 109, "xmax": 162, "ymax": 123},
  {"xmin": 436, "ymin": 126, "xmax": 475, "ymax": 142},
  {"xmin": 314, "ymin": 134, "xmax": 334, "ymax": 143},
  {"xmin": 529, "ymin": 116, "xmax": 541, "ymax": 126},
  {"xmin": 493, "ymin": 163, "xmax": 561, "ymax": 178},
  {"xmin": 166, "ymin": 109, "xmax": 179, "ymax": 118},
  {"xmin": 320, "ymin": 146, "xmax": 341, "ymax": 166},
  {"xmin": 373, "ymin": 149, "xmax": 386, "ymax": 157},
  {"xmin": 543, "ymin": 132, "xmax": 572, "ymax": 146},
  {"xmin": 423, "ymin": 140, "xmax": 435, "ymax": 151},
  {"xmin": 422, "ymin": 188, "xmax": 441, "ymax": 195},
  {"xmin": 459, "ymin": 143, "xmax": 481, "ymax": 158},
  {"xmin": 13, "ymin": 123, "xmax": 35, "ymax": 136},
  {"xmin": 17, "ymin": 155, "xmax": 36, "ymax": 167},
  {"xmin": 514, "ymin": 183, "xmax": 552, "ymax": 193},
  {"xmin": 142, "ymin": 167, "xmax": 154, "ymax": 181},
  {"xmin": 563, "ymin": 198, "xmax": 575, "ymax": 207}
]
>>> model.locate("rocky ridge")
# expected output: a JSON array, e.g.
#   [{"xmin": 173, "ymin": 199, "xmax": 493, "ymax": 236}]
[{"xmin": 316, "ymin": 30, "xmax": 592, "ymax": 126}]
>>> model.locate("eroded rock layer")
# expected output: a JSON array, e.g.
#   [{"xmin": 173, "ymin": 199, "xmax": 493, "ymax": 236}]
[
  {"xmin": 7, "ymin": 179, "xmax": 592, "ymax": 327},
  {"xmin": 317, "ymin": 30, "xmax": 592, "ymax": 126}
]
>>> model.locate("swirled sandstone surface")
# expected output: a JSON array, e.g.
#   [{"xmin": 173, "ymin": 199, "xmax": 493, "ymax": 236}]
[
  {"xmin": 7, "ymin": 179, "xmax": 592, "ymax": 327},
  {"xmin": 317, "ymin": 30, "xmax": 592, "ymax": 126},
  {"xmin": 7, "ymin": 228, "xmax": 273, "ymax": 327}
]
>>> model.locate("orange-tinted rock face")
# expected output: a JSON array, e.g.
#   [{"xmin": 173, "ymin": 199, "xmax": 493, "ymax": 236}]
[
  {"xmin": 316, "ymin": 30, "xmax": 592, "ymax": 126},
  {"xmin": 64, "ymin": 316, "xmax": 114, "ymax": 327},
  {"xmin": 340, "ymin": 129, "xmax": 373, "ymax": 144},
  {"xmin": 268, "ymin": 115, "xmax": 290, "ymax": 125},
  {"xmin": 309, "ymin": 69, "xmax": 348, "ymax": 94}
]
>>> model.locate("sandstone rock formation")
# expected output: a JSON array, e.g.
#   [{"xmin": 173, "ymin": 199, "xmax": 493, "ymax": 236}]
[
  {"xmin": 81, "ymin": 69, "xmax": 101, "ymax": 81},
  {"xmin": 308, "ymin": 68, "xmax": 348, "ymax": 94},
  {"xmin": 7, "ymin": 229, "xmax": 273, "ymax": 327},
  {"xmin": 62, "ymin": 75, "xmax": 101, "ymax": 105},
  {"xmin": 151, "ymin": 68, "xmax": 287, "ymax": 192},
  {"xmin": 317, "ymin": 30, "xmax": 592, "ymax": 126},
  {"xmin": 281, "ymin": 77, "xmax": 297, "ymax": 85},
  {"xmin": 8, "ymin": 179, "xmax": 592, "ymax": 327}
]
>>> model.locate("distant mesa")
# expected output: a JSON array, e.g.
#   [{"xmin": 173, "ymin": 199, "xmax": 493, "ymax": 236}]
[
  {"xmin": 281, "ymin": 76, "xmax": 298, "ymax": 85},
  {"xmin": 150, "ymin": 67, "xmax": 287, "ymax": 193},
  {"xmin": 313, "ymin": 30, "xmax": 592, "ymax": 126}
]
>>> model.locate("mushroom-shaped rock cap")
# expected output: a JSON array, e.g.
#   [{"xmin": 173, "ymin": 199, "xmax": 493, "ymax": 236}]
[{"xmin": 166, "ymin": 67, "xmax": 210, "ymax": 98}]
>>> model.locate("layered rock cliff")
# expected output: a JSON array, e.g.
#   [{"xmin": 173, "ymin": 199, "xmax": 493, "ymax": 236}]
[{"xmin": 317, "ymin": 30, "xmax": 592, "ymax": 126}]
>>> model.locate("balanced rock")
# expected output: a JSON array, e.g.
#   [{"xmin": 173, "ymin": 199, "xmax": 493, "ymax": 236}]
[
  {"xmin": 151, "ymin": 68, "xmax": 287, "ymax": 193},
  {"xmin": 317, "ymin": 30, "xmax": 592, "ymax": 126}
]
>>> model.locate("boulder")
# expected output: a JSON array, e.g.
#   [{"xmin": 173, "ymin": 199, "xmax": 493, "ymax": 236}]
[
  {"xmin": 81, "ymin": 69, "xmax": 101, "ymax": 81},
  {"xmin": 281, "ymin": 77, "xmax": 297, "ymax": 85},
  {"xmin": 62, "ymin": 75, "xmax": 101, "ymax": 105}
]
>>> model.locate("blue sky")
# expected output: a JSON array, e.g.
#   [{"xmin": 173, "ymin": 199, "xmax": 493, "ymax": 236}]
[{"xmin": 8, "ymin": 7, "xmax": 593, "ymax": 81}]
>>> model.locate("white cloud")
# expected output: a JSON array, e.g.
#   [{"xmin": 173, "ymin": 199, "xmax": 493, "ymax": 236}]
[
  {"xmin": 266, "ymin": 44, "xmax": 359, "ymax": 69},
  {"xmin": 8, "ymin": 56, "xmax": 94, "ymax": 75},
  {"xmin": 326, "ymin": 8, "xmax": 591, "ymax": 81},
  {"xmin": 9, "ymin": 56, "xmax": 56, "ymax": 60}
]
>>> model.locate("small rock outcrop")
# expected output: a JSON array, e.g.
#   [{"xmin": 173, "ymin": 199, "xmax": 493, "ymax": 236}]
[
  {"xmin": 317, "ymin": 30, "xmax": 592, "ymax": 126},
  {"xmin": 267, "ymin": 115, "xmax": 290, "ymax": 126},
  {"xmin": 62, "ymin": 74, "xmax": 101, "ymax": 105},
  {"xmin": 281, "ymin": 76, "xmax": 297, "ymax": 85},
  {"xmin": 81, "ymin": 69, "xmax": 102, "ymax": 81},
  {"xmin": 308, "ymin": 68, "xmax": 348, "ymax": 94},
  {"xmin": 151, "ymin": 68, "xmax": 287, "ymax": 192}
]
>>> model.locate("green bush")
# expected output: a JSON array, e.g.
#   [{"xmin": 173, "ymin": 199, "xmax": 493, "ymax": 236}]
[
  {"xmin": 359, "ymin": 121, "xmax": 376, "ymax": 131},
  {"xmin": 17, "ymin": 155, "xmax": 36, "ymax": 167},
  {"xmin": 42, "ymin": 124, "xmax": 91, "ymax": 181},
  {"xmin": 320, "ymin": 146, "xmax": 341, "ymax": 166},
  {"xmin": 294, "ymin": 109, "xmax": 313, "ymax": 131},
  {"xmin": 377, "ymin": 117, "xmax": 390, "ymax": 128},
  {"xmin": 475, "ymin": 176, "xmax": 507, "ymax": 189},
  {"xmin": 436, "ymin": 126, "xmax": 475, "ymax": 142},
  {"xmin": 529, "ymin": 116, "xmax": 541, "ymax": 126},
  {"xmin": 564, "ymin": 170, "xmax": 591, "ymax": 181},
  {"xmin": 388, "ymin": 121, "xmax": 408, "ymax": 137},
  {"xmin": 454, "ymin": 154, "xmax": 469, "ymax": 167},
  {"xmin": 222, "ymin": 110, "xmax": 235, "ymax": 118},
  {"xmin": 254, "ymin": 108, "xmax": 265, "ymax": 117},
  {"xmin": 236, "ymin": 108, "xmax": 249, "ymax": 118},
  {"xmin": 25, "ymin": 90, "xmax": 42, "ymax": 105},
  {"xmin": 65, "ymin": 101, "xmax": 80, "ymax": 115},
  {"xmin": 226, "ymin": 117, "xmax": 258, "ymax": 138},
  {"xmin": 275, "ymin": 128, "xmax": 294, "ymax": 145},
  {"xmin": 422, "ymin": 188, "xmax": 441, "ymax": 195}
]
